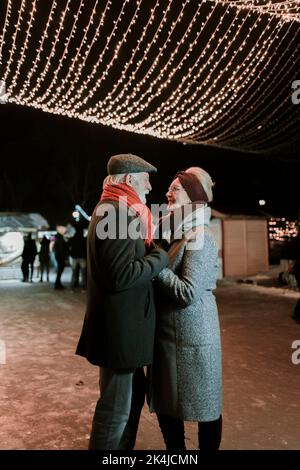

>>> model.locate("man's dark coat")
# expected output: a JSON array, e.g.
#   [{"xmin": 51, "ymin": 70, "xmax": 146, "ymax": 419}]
[{"xmin": 76, "ymin": 201, "xmax": 168, "ymax": 368}]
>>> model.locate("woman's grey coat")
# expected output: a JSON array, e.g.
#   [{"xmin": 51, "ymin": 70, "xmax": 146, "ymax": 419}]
[{"xmin": 150, "ymin": 208, "xmax": 222, "ymax": 421}]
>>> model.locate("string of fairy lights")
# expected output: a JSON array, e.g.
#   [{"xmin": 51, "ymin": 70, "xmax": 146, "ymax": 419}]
[
  {"xmin": 269, "ymin": 218, "xmax": 299, "ymax": 242},
  {"xmin": 0, "ymin": 0, "xmax": 299, "ymax": 151}
]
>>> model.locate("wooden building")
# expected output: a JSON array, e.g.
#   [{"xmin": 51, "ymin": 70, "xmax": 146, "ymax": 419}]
[{"xmin": 210, "ymin": 210, "xmax": 269, "ymax": 278}]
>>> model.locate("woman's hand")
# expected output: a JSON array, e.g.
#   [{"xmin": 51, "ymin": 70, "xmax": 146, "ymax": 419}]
[{"xmin": 184, "ymin": 227, "xmax": 201, "ymax": 241}]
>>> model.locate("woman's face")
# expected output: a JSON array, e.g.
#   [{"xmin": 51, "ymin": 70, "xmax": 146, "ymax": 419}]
[{"xmin": 166, "ymin": 178, "xmax": 191, "ymax": 212}]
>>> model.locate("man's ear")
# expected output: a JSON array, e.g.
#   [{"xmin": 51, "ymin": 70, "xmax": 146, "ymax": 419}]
[{"xmin": 125, "ymin": 174, "xmax": 132, "ymax": 186}]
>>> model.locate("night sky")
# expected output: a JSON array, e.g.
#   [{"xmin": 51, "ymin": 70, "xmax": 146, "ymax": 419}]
[
  {"xmin": 0, "ymin": 102, "xmax": 299, "ymax": 228},
  {"xmin": 1, "ymin": 1, "xmax": 300, "ymax": 228}
]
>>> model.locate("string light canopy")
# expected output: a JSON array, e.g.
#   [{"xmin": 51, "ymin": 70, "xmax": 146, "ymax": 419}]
[{"xmin": 0, "ymin": 0, "xmax": 299, "ymax": 152}]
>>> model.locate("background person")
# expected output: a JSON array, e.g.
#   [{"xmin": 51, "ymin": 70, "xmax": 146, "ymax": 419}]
[
  {"xmin": 39, "ymin": 235, "xmax": 50, "ymax": 282},
  {"xmin": 68, "ymin": 227, "xmax": 87, "ymax": 291},
  {"xmin": 21, "ymin": 233, "xmax": 37, "ymax": 282},
  {"xmin": 53, "ymin": 225, "xmax": 69, "ymax": 290}
]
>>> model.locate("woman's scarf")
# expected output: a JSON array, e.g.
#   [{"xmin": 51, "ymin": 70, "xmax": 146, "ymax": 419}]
[
  {"xmin": 156, "ymin": 203, "xmax": 211, "ymax": 245},
  {"xmin": 100, "ymin": 183, "xmax": 153, "ymax": 247}
]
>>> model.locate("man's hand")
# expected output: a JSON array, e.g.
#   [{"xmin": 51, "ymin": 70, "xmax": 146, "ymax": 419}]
[{"xmin": 168, "ymin": 239, "xmax": 186, "ymax": 268}]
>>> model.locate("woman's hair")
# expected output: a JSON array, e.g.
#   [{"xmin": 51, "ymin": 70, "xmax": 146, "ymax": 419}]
[{"xmin": 185, "ymin": 167, "xmax": 214, "ymax": 202}]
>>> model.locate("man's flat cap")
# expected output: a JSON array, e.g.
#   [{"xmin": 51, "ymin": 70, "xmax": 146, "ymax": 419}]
[{"xmin": 107, "ymin": 153, "xmax": 157, "ymax": 175}]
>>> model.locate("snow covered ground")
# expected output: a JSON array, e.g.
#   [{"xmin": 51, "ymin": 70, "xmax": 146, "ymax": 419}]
[{"xmin": 0, "ymin": 274, "xmax": 300, "ymax": 450}]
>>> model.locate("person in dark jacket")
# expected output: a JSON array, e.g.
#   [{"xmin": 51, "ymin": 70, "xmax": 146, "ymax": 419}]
[
  {"xmin": 53, "ymin": 227, "xmax": 69, "ymax": 289},
  {"xmin": 68, "ymin": 227, "xmax": 87, "ymax": 290},
  {"xmin": 292, "ymin": 230, "xmax": 300, "ymax": 322},
  {"xmin": 76, "ymin": 154, "xmax": 169, "ymax": 450},
  {"xmin": 21, "ymin": 233, "xmax": 37, "ymax": 282},
  {"xmin": 39, "ymin": 236, "xmax": 50, "ymax": 282}
]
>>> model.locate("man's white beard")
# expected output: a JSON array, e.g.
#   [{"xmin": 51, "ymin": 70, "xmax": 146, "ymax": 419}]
[{"xmin": 139, "ymin": 192, "xmax": 147, "ymax": 204}]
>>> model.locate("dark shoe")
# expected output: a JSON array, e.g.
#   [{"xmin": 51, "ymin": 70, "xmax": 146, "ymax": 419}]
[{"xmin": 54, "ymin": 284, "xmax": 65, "ymax": 290}]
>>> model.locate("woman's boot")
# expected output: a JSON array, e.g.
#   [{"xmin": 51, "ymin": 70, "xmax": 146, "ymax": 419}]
[{"xmin": 198, "ymin": 415, "xmax": 222, "ymax": 450}]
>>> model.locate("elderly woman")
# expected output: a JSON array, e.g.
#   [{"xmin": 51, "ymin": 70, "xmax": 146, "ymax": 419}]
[{"xmin": 150, "ymin": 167, "xmax": 222, "ymax": 450}]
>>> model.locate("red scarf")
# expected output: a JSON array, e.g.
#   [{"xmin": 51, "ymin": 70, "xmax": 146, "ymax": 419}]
[{"xmin": 100, "ymin": 183, "xmax": 153, "ymax": 247}]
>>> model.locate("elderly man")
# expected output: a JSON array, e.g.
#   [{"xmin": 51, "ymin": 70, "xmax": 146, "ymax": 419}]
[{"xmin": 76, "ymin": 154, "xmax": 169, "ymax": 450}]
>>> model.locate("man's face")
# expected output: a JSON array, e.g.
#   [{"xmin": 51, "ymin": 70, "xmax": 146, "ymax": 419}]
[
  {"xmin": 130, "ymin": 172, "xmax": 152, "ymax": 203},
  {"xmin": 166, "ymin": 178, "xmax": 191, "ymax": 211},
  {"xmin": 56, "ymin": 225, "xmax": 67, "ymax": 235}
]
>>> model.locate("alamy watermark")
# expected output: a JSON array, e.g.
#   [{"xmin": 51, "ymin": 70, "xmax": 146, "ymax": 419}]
[
  {"xmin": 0, "ymin": 80, "xmax": 7, "ymax": 104},
  {"xmin": 291, "ymin": 80, "xmax": 300, "ymax": 105},
  {"xmin": 95, "ymin": 200, "xmax": 205, "ymax": 250},
  {"xmin": 291, "ymin": 340, "xmax": 300, "ymax": 365}
]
